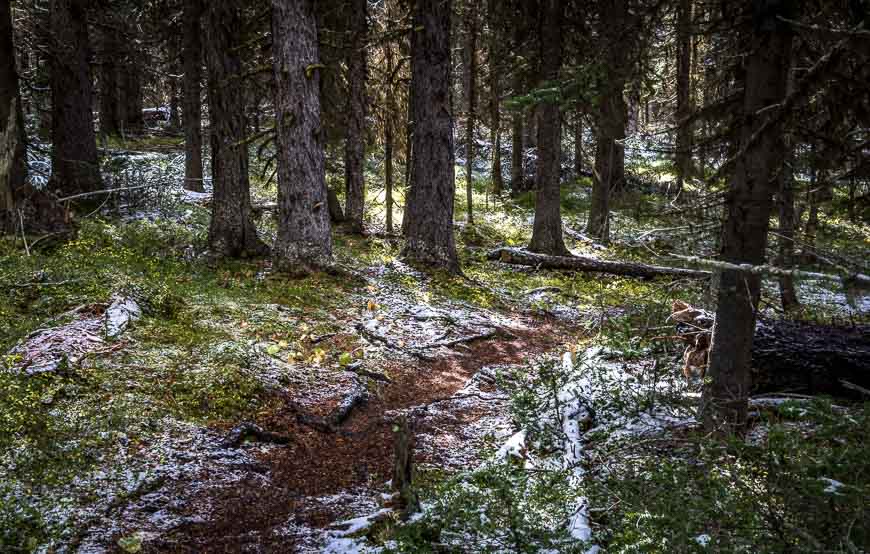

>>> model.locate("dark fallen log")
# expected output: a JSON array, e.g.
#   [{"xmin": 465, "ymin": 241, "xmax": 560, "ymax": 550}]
[
  {"xmin": 220, "ymin": 422, "xmax": 293, "ymax": 448},
  {"xmin": 488, "ymin": 247, "xmax": 711, "ymax": 280},
  {"xmin": 672, "ymin": 301, "xmax": 870, "ymax": 400},
  {"xmin": 326, "ymin": 377, "xmax": 369, "ymax": 426}
]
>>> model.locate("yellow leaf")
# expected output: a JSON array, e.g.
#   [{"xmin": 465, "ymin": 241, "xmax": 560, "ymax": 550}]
[{"xmin": 367, "ymin": 299, "xmax": 378, "ymax": 311}]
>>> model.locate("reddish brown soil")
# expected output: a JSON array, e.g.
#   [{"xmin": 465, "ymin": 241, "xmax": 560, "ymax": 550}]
[{"xmin": 149, "ymin": 316, "xmax": 573, "ymax": 552}]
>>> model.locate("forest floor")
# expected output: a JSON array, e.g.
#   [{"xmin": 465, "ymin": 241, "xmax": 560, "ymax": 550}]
[{"xmin": 2, "ymin": 137, "xmax": 869, "ymax": 552}]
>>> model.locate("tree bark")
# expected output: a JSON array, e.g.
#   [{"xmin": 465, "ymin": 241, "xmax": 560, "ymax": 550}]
[
  {"xmin": 489, "ymin": 247, "xmax": 710, "ymax": 279},
  {"xmin": 204, "ymin": 0, "xmax": 267, "ymax": 258},
  {"xmin": 271, "ymin": 0, "xmax": 333, "ymax": 274},
  {"xmin": 587, "ymin": 0, "xmax": 629, "ymax": 242},
  {"xmin": 401, "ymin": 0, "xmax": 459, "ymax": 273},
  {"xmin": 574, "ymin": 110, "xmax": 583, "ymax": 177},
  {"xmin": 121, "ymin": 54, "xmax": 143, "ymax": 133},
  {"xmin": 343, "ymin": 0, "xmax": 367, "ymax": 234},
  {"xmin": 1, "ymin": 0, "xmax": 27, "ymax": 231},
  {"xmin": 510, "ymin": 88, "xmax": 524, "ymax": 194},
  {"xmin": 48, "ymin": 0, "xmax": 101, "ymax": 197},
  {"xmin": 528, "ymin": 0, "xmax": 568, "ymax": 256},
  {"xmin": 385, "ymin": 40, "xmax": 396, "ymax": 234},
  {"xmin": 182, "ymin": 0, "xmax": 204, "ymax": 192},
  {"xmin": 488, "ymin": 0, "xmax": 503, "ymax": 197},
  {"xmin": 703, "ymin": 2, "xmax": 794, "ymax": 433},
  {"xmin": 98, "ymin": 23, "xmax": 122, "ymax": 136},
  {"xmin": 463, "ymin": 1, "xmax": 477, "ymax": 226},
  {"xmin": 674, "ymin": 0, "xmax": 694, "ymax": 193},
  {"xmin": 776, "ymin": 144, "xmax": 799, "ymax": 312}
]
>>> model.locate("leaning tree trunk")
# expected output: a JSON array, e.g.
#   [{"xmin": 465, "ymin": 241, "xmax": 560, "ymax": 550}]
[
  {"xmin": 463, "ymin": 2, "xmax": 477, "ymax": 226},
  {"xmin": 182, "ymin": 0, "xmax": 204, "ymax": 192},
  {"xmin": 1, "ymin": 0, "xmax": 27, "ymax": 231},
  {"xmin": 204, "ymin": 0, "xmax": 267, "ymax": 258},
  {"xmin": 674, "ymin": 0, "xmax": 694, "ymax": 194},
  {"xmin": 702, "ymin": 4, "xmax": 794, "ymax": 433},
  {"xmin": 343, "ymin": 0, "xmax": 367, "ymax": 234},
  {"xmin": 587, "ymin": 0, "xmax": 629, "ymax": 242},
  {"xmin": 48, "ymin": 0, "xmax": 101, "ymax": 197},
  {"xmin": 528, "ymin": 0, "xmax": 568, "ymax": 256},
  {"xmin": 401, "ymin": 0, "xmax": 459, "ymax": 273},
  {"xmin": 271, "ymin": 0, "xmax": 332, "ymax": 274}
]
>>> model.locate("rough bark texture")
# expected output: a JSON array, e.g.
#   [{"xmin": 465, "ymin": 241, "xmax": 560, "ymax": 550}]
[
  {"xmin": 1, "ymin": 0, "xmax": 27, "ymax": 231},
  {"xmin": 510, "ymin": 95, "xmax": 524, "ymax": 193},
  {"xmin": 528, "ymin": 0, "xmax": 568, "ymax": 256},
  {"xmin": 343, "ymin": 0, "xmax": 367, "ymax": 234},
  {"xmin": 204, "ymin": 0, "xmax": 267, "ymax": 258},
  {"xmin": 674, "ymin": 0, "xmax": 694, "ymax": 192},
  {"xmin": 401, "ymin": 0, "xmax": 459, "ymax": 273},
  {"xmin": 463, "ymin": 2, "xmax": 477, "ymax": 225},
  {"xmin": 384, "ymin": 41, "xmax": 396, "ymax": 234},
  {"xmin": 48, "ymin": 0, "xmax": 101, "ymax": 196},
  {"xmin": 182, "ymin": 0, "xmax": 204, "ymax": 192},
  {"xmin": 271, "ymin": 0, "xmax": 333, "ymax": 273},
  {"xmin": 703, "ymin": 2, "xmax": 794, "ymax": 432},
  {"xmin": 489, "ymin": 247, "xmax": 711, "ymax": 279},
  {"xmin": 587, "ymin": 0, "xmax": 629, "ymax": 241}
]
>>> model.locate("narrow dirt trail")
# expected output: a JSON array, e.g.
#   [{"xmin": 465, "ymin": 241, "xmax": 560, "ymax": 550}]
[{"xmin": 148, "ymin": 315, "xmax": 573, "ymax": 552}]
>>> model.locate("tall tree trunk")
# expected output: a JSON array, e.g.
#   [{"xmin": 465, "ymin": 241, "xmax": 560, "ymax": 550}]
[
  {"xmin": 271, "ymin": 0, "xmax": 332, "ymax": 273},
  {"xmin": 343, "ymin": 0, "xmax": 367, "ymax": 234},
  {"xmin": 99, "ymin": 24, "xmax": 122, "ymax": 136},
  {"xmin": 122, "ymin": 61, "xmax": 143, "ymax": 133},
  {"xmin": 204, "ymin": 0, "xmax": 266, "ymax": 258},
  {"xmin": 49, "ymin": 0, "xmax": 101, "ymax": 196},
  {"xmin": 674, "ymin": 0, "xmax": 693, "ymax": 193},
  {"xmin": 182, "ymin": 0, "xmax": 204, "ymax": 192},
  {"xmin": 385, "ymin": 41, "xmax": 396, "ymax": 234},
  {"xmin": 777, "ymin": 149, "xmax": 799, "ymax": 311},
  {"xmin": 464, "ymin": 1, "xmax": 477, "ymax": 225},
  {"xmin": 402, "ymin": 0, "xmax": 459, "ymax": 273},
  {"xmin": 574, "ymin": 110, "xmax": 583, "ymax": 176},
  {"xmin": 702, "ymin": 2, "xmax": 794, "ymax": 433},
  {"xmin": 528, "ymin": 0, "xmax": 568, "ymax": 256},
  {"xmin": 488, "ymin": 0, "xmax": 503, "ymax": 197},
  {"xmin": 1, "ymin": 0, "xmax": 27, "ymax": 230},
  {"xmin": 587, "ymin": 0, "xmax": 628, "ymax": 241},
  {"xmin": 510, "ymin": 89, "xmax": 524, "ymax": 194}
]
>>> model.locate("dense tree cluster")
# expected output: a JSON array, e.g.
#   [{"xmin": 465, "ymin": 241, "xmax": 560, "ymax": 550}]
[{"xmin": 1, "ymin": 0, "xmax": 868, "ymax": 430}]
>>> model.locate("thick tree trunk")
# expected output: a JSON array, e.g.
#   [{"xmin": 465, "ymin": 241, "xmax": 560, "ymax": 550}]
[
  {"xmin": 182, "ymin": 0, "xmax": 204, "ymax": 192},
  {"xmin": 463, "ymin": 2, "xmax": 477, "ymax": 226},
  {"xmin": 703, "ymin": 3, "xmax": 794, "ymax": 432},
  {"xmin": 271, "ymin": 0, "xmax": 333, "ymax": 274},
  {"xmin": 204, "ymin": 0, "xmax": 266, "ymax": 258},
  {"xmin": 489, "ymin": 247, "xmax": 710, "ymax": 279},
  {"xmin": 401, "ymin": 0, "xmax": 459, "ymax": 273},
  {"xmin": 488, "ymin": 0, "xmax": 503, "ymax": 197},
  {"xmin": 528, "ymin": 0, "xmax": 568, "ymax": 256},
  {"xmin": 674, "ymin": 0, "xmax": 694, "ymax": 193},
  {"xmin": 98, "ymin": 24, "xmax": 122, "ymax": 136},
  {"xmin": 343, "ymin": 0, "xmax": 367, "ymax": 234},
  {"xmin": 1, "ymin": 0, "xmax": 27, "ymax": 231},
  {"xmin": 48, "ymin": 0, "xmax": 101, "ymax": 197},
  {"xmin": 587, "ymin": 0, "xmax": 628, "ymax": 242}
]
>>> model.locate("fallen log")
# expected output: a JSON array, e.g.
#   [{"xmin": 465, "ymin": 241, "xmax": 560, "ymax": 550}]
[
  {"xmin": 220, "ymin": 422, "xmax": 293, "ymax": 448},
  {"xmin": 672, "ymin": 301, "xmax": 870, "ymax": 400},
  {"xmin": 488, "ymin": 247, "xmax": 710, "ymax": 280}
]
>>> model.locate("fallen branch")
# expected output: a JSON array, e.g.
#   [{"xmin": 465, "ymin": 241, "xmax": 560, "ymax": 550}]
[
  {"xmin": 327, "ymin": 377, "xmax": 369, "ymax": 426},
  {"xmin": 220, "ymin": 422, "xmax": 293, "ymax": 448},
  {"xmin": 418, "ymin": 328, "xmax": 498, "ymax": 349},
  {"xmin": 670, "ymin": 254, "xmax": 870, "ymax": 286},
  {"xmin": 56, "ymin": 184, "xmax": 154, "ymax": 203},
  {"xmin": 489, "ymin": 247, "xmax": 710, "ymax": 280}
]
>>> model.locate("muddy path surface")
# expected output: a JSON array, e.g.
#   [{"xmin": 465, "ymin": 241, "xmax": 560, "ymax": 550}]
[{"xmin": 155, "ymin": 320, "xmax": 568, "ymax": 552}]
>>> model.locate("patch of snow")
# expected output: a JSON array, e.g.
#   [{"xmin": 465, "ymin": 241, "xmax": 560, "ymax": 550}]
[
  {"xmin": 104, "ymin": 296, "xmax": 142, "ymax": 339},
  {"xmin": 821, "ymin": 477, "xmax": 845, "ymax": 495},
  {"xmin": 695, "ymin": 533, "xmax": 711, "ymax": 547}
]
